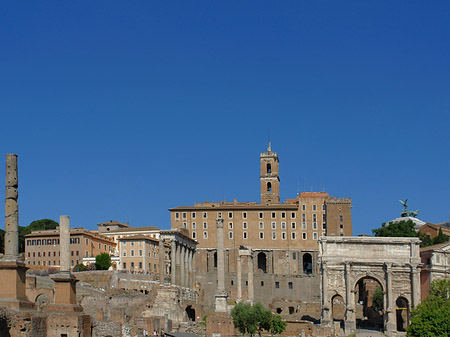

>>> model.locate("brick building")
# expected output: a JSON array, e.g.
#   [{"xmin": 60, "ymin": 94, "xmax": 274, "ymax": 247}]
[
  {"xmin": 117, "ymin": 235, "xmax": 160, "ymax": 274},
  {"xmin": 169, "ymin": 144, "xmax": 353, "ymax": 317},
  {"xmin": 25, "ymin": 227, "xmax": 114, "ymax": 269}
]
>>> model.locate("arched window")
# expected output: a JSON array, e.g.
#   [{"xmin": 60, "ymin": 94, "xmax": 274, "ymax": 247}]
[
  {"xmin": 257, "ymin": 252, "xmax": 267, "ymax": 273},
  {"xmin": 267, "ymin": 182, "xmax": 272, "ymax": 192},
  {"xmin": 267, "ymin": 163, "xmax": 272, "ymax": 173},
  {"xmin": 303, "ymin": 253, "xmax": 312, "ymax": 274}
]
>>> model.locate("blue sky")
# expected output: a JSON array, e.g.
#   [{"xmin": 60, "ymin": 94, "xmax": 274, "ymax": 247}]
[{"xmin": 1, "ymin": 1, "xmax": 449, "ymax": 235}]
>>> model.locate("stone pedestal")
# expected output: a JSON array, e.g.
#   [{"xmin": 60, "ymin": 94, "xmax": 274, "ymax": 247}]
[
  {"xmin": 0, "ymin": 260, "xmax": 34, "ymax": 309},
  {"xmin": 48, "ymin": 273, "xmax": 82, "ymax": 312},
  {"xmin": 215, "ymin": 290, "xmax": 228, "ymax": 313},
  {"xmin": 206, "ymin": 312, "xmax": 235, "ymax": 337}
]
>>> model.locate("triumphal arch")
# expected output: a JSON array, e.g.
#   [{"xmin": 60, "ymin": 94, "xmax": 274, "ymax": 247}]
[{"xmin": 319, "ymin": 236, "xmax": 422, "ymax": 336}]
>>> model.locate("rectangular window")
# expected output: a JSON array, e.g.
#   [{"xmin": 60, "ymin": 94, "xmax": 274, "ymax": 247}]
[
  {"xmin": 292, "ymin": 232, "xmax": 296, "ymax": 240},
  {"xmin": 123, "ymin": 262, "xmax": 126, "ymax": 269},
  {"xmin": 291, "ymin": 222, "xmax": 296, "ymax": 229},
  {"xmin": 302, "ymin": 233, "xmax": 307, "ymax": 240},
  {"xmin": 130, "ymin": 242, "xmax": 134, "ymax": 246},
  {"xmin": 302, "ymin": 204, "xmax": 306, "ymax": 211},
  {"xmin": 288, "ymin": 282, "xmax": 293, "ymax": 289},
  {"xmin": 271, "ymin": 212, "xmax": 276, "ymax": 219},
  {"xmin": 302, "ymin": 213, "xmax": 306, "ymax": 221},
  {"xmin": 293, "ymin": 252, "xmax": 297, "ymax": 260},
  {"xmin": 131, "ymin": 250, "xmax": 135, "ymax": 257},
  {"xmin": 243, "ymin": 232, "xmax": 248, "ymax": 239},
  {"xmin": 323, "ymin": 214, "xmax": 326, "ymax": 222},
  {"xmin": 272, "ymin": 232, "xmax": 276, "ymax": 240},
  {"xmin": 183, "ymin": 222, "xmax": 187, "ymax": 229},
  {"xmin": 192, "ymin": 232, "xmax": 196, "ymax": 239},
  {"xmin": 243, "ymin": 222, "xmax": 248, "ymax": 229},
  {"xmin": 192, "ymin": 222, "xmax": 197, "ymax": 229},
  {"xmin": 85, "ymin": 251, "xmax": 88, "ymax": 257},
  {"xmin": 192, "ymin": 212, "xmax": 196, "ymax": 219},
  {"xmin": 139, "ymin": 262, "xmax": 142, "ymax": 269},
  {"xmin": 313, "ymin": 232, "xmax": 318, "ymax": 240},
  {"xmin": 281, "ymin": 212, "xmax": 286, "ymax": 218},
  {"xmin": 271, "ymin": 222, "xmax": 276, "ymax": 229},
  {"xmin": 313, "ymin": 204, "xmax": 317, "ymax": 211},
  {"xmin": 217, "ymin": 212, "xmax": 222, "ymax": 218},
  {"xmin": 123, "ymin": 241, "xmax": 126, "ymax": 246},
  {"xmin": 259, "ymin": 232, "xmax": 264, "ymax": 239},
  {"xmin": 228, "ymin": 212, "xmax": 233, "ymax": 219},
  {"xmin": 203, "ymin": 232, "xmax": 208, "ymax": 239},
  {"xmin": 291, "ymin": 212, "xmax": 296, "ymax": 219},
  {"xmin": 322, "ymin": 204, "xmax": 326, "ymax": 211},
  {"xmin": 229, "ymin": 232, "xmax": 233, "ymax": 239},
  {"xmin": 340, "ymin": 215, "xmax": 344, "ymax": 221},
  {"xmin": 131, "ymin": 262, "xmax": 134, "ymax": 269},
  {"xmin": 275, "ymin": 281, "xmax": 280, "ymax": 289},
  {"xmin": 175, "ymin": 212, "xmax": 179, "ymax": 219},
  {"xmin": 259, "ymin": 222, "xmax": 264, "ymax": 229},
  {"xmin": 203, "ymin": 212, "xmax": 207, "ymax": 218},
  {"xmin": 228, "ymin": 222, "xmax": 233, "ymax": 229},
  {"xmin": 242, "ymin": 212, "xmax": 247, "ymax": 219},
  {"xmin": 313, "ymin": 214, "xmax": 317, "ymax": 222},
  {"xmin": 282, "ymin": 232, "xmax": 286, "ymax": 240},
  {"xmin": 123, "ymin": 250, "xmax": 126, "ymax": 257},
  {"xmin": 322, "ymin": 223, "xmax": 327, "ymax": 230},
  {"xmin": 259, "ymin": 212, "xmax": 263, "ymax": 219},
  {"xmin": 182, "ymin": 212, "xmax": 187, "ymax": 218},
  {"xmin": 281, "ymin": 222, "xmax": 286, "ymax": 229},
  {"xmin": 139, "ymin": 250, "xmax": 143, "ymax": 256},
  {"xmin": 203, "ymin": 222, "xmax": 207, "ymax": 229},
  {"xmin": 340, "ymin": 224, "xmax": 344, "ymax": 229},
  {"xmin": 302, "ymin": 222, "xmax": 307, "ymax": 230},
  {"xmin": 313, "ymin": 222, "xmax": 317, "ymax": 230}
]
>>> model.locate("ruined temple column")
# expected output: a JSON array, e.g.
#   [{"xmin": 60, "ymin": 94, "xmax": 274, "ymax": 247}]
[
  {"xmin": 59, "ymin": 215, "xmax": 71, "ymax": 273},
  {"xmin": 0, "ymin": 154, "xmax": 33, "ymax": 309},
  {"xmin": 385, "ymin": 263, "xmax": 396, "ymax": 333},
  {"xmin": 188, "ymin": 248, "xmax": 193, "ymax": 288},
  {"xmin": 344, "ymin": 261, "xmax": 355, "ymax": 335},
  {"xmin": 237, "ymin": 254, "xmax": 242, "ymax": 301},
  {"xmin": 247, "ymin": 253, "xmax": 254, "ymax": 303},
  {"xmin": 176, "ymin": 242, "xmax": 181, "ymax": 286},
  {"xmin": 159, "ymin": 238, "xmax": 165, "ymax": 284},
  {"xmin": 215, "ymin": 218, "xmax": 228, "ymax": 312},
  {"xmin": 184, "ymin": 246, "xmax": 189, "ymax": 288},
  {"xmin": 4, "ymin": 154, "xmax": 20, "ymax": 260},
  {"xmin": 171, "ymin": 240, "xmax": 176, "ymax": 285},
  {"xmin": 180, "ymin": 244, "xmax": 186, "ymax": 287}
]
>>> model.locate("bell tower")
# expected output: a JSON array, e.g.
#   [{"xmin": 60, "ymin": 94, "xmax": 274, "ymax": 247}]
[{"xmin": 260, "ymin": 142, "xmax": 280, "ymax": 204}]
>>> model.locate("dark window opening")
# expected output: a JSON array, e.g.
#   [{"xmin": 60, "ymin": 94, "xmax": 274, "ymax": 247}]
[
  {"xmin": 267, "ymin": 163, "xmax": 271, "ymax": 173},
  {"xmin": 303, "ymin": 253, "xmax": 313, "ymax": 275},
  {"xmin": 289, "ymin": 307, "xmax": 295, "ymax": 315},
  {"xmin": 257, "ymin": 252, "xmax": 267, "ymax": 273},
  {"xmin": 276, "ymin": 308, "xmax": 282, "ymax": 314},
  {"xmin": 275, "ymin": 281, "xmax": 280, "ymax": 288},
  {"xmin": 186, "ymin": 305, "xmax": 196, "ymax": 322},
  {"xmin": 288, "ymin": 282, "xmax": 293, "ymax": 289},
  {"xmin": 214, "ymin": 252, "xmax": 218, "ymax": 268},
  {"xmin": 261, "ymin": 281, "xmax": 264, "ymax": 286},
  {"xmin": 267, "ymin": 182, "xmax": 272, "ymax": 192}
]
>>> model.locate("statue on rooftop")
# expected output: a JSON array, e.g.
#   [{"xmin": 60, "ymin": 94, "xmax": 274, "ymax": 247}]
[{"xmin": 399, "ymin": 199, "xmax": 419, "ymax": 218}]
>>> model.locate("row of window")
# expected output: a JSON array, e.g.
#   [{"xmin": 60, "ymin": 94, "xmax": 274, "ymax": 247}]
[
  {"xmin": 27, "ymin": 259, "xmax": 81, "ymax": 267},
  {"xmin": 186, "ymin": 221, "xmax": 329, "ymax": 231},
  {"xmin": 192, "ymin": 231, "xmax": 324, "ymax": 240},
  {"xmin": 122, "ymin": 262, "xmax": 157, "ymax": 271},
  {"xmin": 175, "ymin": 208, "xmax": 329, "ymax": 220},
  {"xmin": 26, "ymin": 238, "xmax": 111, "ymax": 251},
  {"xmin": 122, "ymin": 249, "xmax": 158, "ymax": 258}
]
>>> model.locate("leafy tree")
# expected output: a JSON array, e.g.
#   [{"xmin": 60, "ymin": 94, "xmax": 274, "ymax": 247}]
[
  {"xmin": 18, "ymin": 219, "xmax": 59, "ymax": 253},
  {"xmin": 231, "ymin": 302, "xmax": 286, "ymax": 337},
  {"xmin": 73, "ymin": 263, "xmax": 88, "ymax": 272},
  {"xmin": 372, "ymin": 220, "xmax": 417, "ymax": 237},
  {"xmin": 432, "ymin": 228, "xmax": 449, "ymax": 245},
  {"xmin": 95, "ymin": 253, "xmax": 111, "ymax": 270},
  {"xmin": 372, "ymin": 286, "xmax": 383, "ymax": 311},
  {"xmin": 407, "ymin": 279, "xmax": 450, "ymax": 337}
]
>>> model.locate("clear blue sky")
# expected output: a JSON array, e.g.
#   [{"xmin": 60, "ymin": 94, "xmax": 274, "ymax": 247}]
[{"xmin": 1, "ymin": 1, "xmax": 449, "ymax": 235}]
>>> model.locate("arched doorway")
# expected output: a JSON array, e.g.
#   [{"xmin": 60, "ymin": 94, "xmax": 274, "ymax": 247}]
[
  {"xmin": 257, "ymin": 252, "xmax": 267, "ymax": 273},
  {"xmin": 186, "ymin": 305, "xmax": 195, "ymax": 321},
  {"xmin": 303, "ymin": 253, "xmax": 312, "ymax": 274},
  {"xmin": 35, "ymin": 294, "xmax": 51, "ymax": 311},
  {"xmin": 332, "ymin": 294, "xmax": 345, "ymax": 329},
  {"xmin": 355, "ymin": 277, "xmax": 384, "ymax": 330},
  {"xmin": 396, "ymin": 297, "xmax": 409, "ymax": 332}
]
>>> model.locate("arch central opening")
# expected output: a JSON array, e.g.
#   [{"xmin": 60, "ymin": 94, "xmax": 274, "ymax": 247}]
[{"xmin": 355, "ymin": 277, "xmax": 384, "ymax": 331}]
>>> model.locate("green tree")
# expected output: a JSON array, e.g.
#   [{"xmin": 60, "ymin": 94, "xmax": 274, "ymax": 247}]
[
  {"xmin": 372, "ymin": 286, "xmax": 384, "ymax": 311},
  {"xmin": 231, "ymin": 302, "xmax": 286, "ymax": 337},
  {"xmin": 95, "ymin": 253, "xmax": 111, "ymax": 270},
  {"xmin": 407, "ymin": 279, "xmax": 450, "ymax": 337},
  {"xmin": 372, "ymin": 220, "xmax": 417, "ymax": 237},
  {"xmin": 432, "ymin": 228, "xmax": 449, "ymax": 245},
  {"xmin": 18, "ymin": 219, "xmax": 59, "ymax": 253}
]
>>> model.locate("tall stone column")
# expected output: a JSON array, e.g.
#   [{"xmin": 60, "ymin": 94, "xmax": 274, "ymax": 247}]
[
  {"xmin": 171, "ymin": 240, "xmax": 176, "ymax": 285},
  {"xmin": 180, "ymin": 245, "xmax": 186, "ymax": 287},
  {"xmin": 321, "ymin": 261, "xmax": 331, "ymax": 327},
  {"xmin": 385, "ymin": 263, "xmax": 396, "ymax": 333},
  {"xmin": 59, "ymin": 215, "xmax": 71, "ymax": 273},
  {"xmin": 344, "ymin": 261, "xmax": 355, "ymax": 335},
  {"xmin": 247, "ymin": 253, "xmax": 254, "ymax": 303},
  {"xmin": 237, "ymin": 254, "xmax": 242, "ymax": 301},
  {"xmin": 188, "ymin": 248, "xmax": 193, "ymax": 288},
  {"xmin": 215, "ymin": 218, "xmax": 228, "ymax": 312},
  {"xmin": 4, "ymin": 154, "xmax": 19, "ymax": 260},
  {"xmin": 159, "ymin": 238, "xmax": 165, "ymax": 284},
  {"xmin": 411, "ymin": 264, "xmax": 421, "ymax": 308},
  {"xmin": 176, "ymin": 242, "xmax": 181, "ymax": 286},
  {"xmin": 0, "ymin": 154, "xmax": 33, "ymax": 309}
]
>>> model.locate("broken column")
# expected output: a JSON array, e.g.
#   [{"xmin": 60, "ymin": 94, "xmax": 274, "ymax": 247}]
[
  {"xmin": 214, "ymin": 218, "xmax": 228, "ymax": 312},
  {"xmin": 49, "ymin": 215, "xmax": 81, "ymax": 311},
  {"xmin": 0, "ymin": 154, "xmax": 33, "ymax": 309}
]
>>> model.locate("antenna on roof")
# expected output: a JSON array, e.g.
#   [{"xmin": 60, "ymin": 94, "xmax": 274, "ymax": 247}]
[
  {"xmin": 267, "ymin": 129, "xmax": 271, "ymax": 151},
  {"xmin": 296, "ymin": 182, "xmax": 300, "ymax": 196}
]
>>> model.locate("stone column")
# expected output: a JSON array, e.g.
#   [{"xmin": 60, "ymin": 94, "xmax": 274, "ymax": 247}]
[
  {"xmin": 159, "ymin": 238, "xmax": 165, "ymax": 284},
  {"xmin": 344, "ymin": 261, "xmax": 355, "ymax": 335},
  {"xmin": 215, "ymin": 218, "xmax": 228, "ymax": 312},
  {"xmin": 321, "ymin": 261, "xmax": 331, "ymax": 327},
  {"xmin": 247, "ymin": 253, "xmax": 254, "ymax": 303},
  {"xmin": 180, "ymin": 245, "xmax": 186, "ymax": 287},
  {"xmin": 184, "ymin": 246, "xmax": 189, "ymax": 288},
  {"xmin": 411, "ymin": 264, "xmax": 421, "ymax": 308},
  {"xmin": 176, "ymin": 242, "xmax": 181, "ymax": 286},
  {"xmin": 385, "ymin": 263, "xmax": 396, "ymax": 333},
  {"xmin": 171, "ymin": 240, "xmax": 176, "ymax": 285},
  {"xmin": 4, "ymin": 154, "xmax": 19, "ymax": 260},
  {"xmin": 188, "ymin": 248, "xmax": 193, "ymax": 288},
  {"xmin": 0, "ymin": 154, "xmax": 33, "ymax": 309},
  {"xmin": 59, "ymin": 215, "xmax": 71, "ymax": 273},
  {"xmin": 237, "ymin": 254, "xmax": 242, "ymax": 301}
]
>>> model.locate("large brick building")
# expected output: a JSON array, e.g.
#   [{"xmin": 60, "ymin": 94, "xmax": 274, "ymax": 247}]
[{"xmin": 169, "ymin": 145, "xmax": 353, "ymax": 317}]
